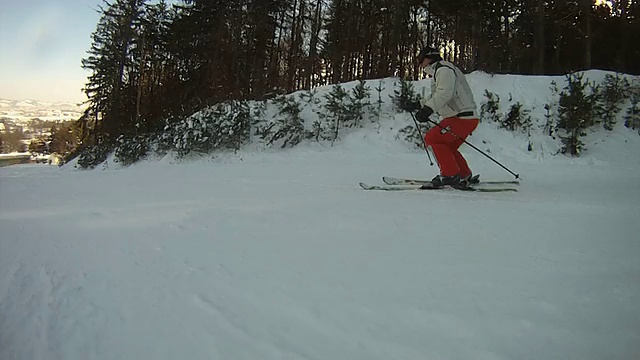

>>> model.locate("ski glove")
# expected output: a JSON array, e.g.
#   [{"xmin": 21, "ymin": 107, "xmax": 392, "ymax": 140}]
[
  {"xmin": 405, "ymin": 100, "xmax": 422, "ymax": 112},
  {"xmin": 415, "ymin": 106, "xmax": 434, "ymax": 123}
]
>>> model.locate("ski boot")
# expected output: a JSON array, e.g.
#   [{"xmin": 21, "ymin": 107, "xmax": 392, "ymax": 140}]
[
  {"xmin": 463, "ymin": 173, "xmax": 480, "ymax": 184},
  {"xmin": 422, "ymin": 174, "xmax": 471, "ymax": 190}
]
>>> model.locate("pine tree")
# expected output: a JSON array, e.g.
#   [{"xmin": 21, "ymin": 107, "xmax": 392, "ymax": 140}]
[
  {"xmin": 133, "ymin": 0, "xmax": 175, "ymax": 133},
  {"xmin": 0, "ymin": 126, "xmax": 26, "ymax": 153},
  {"xmin": 49, "ymin": 124, "xmax": 77, "ymax": 155},
  {"xmin": 391, "ymin": 78, "xmax": 419, "ymax": 113},
  {"xmin": 502, "ymin": 102, "xmax": 532, "ymax": 133},
  {"xmin": 82, "ymin": 0, "xmax": 147, "ymax": 141},
  {"xmin": 348, "ymin": 80, "xmax": 372, "ymax": 128},
  {"xmin": 599, "ymin": 74, "xmax": 630, "ymax": 131},
  {"xmin": 320, "ymin": 84, "xmax": 351, "ymax": 143},
  {"xmin": 624, "ymin": 91, "xmax": 640, "ymax": 135},
  {"xmin": 557, "ymin": 73, "xmax": 592, "ymax": 156},
  {"xmin": 480, "ymin": 90, "xmax": 501, "ymax": 123},
  {"xmin": 28, "ymin": 138, "xmax": 49, "ymax": 155},
  {"xmin": 372, "ymin": 80, "xmax": 386, "ymax": 128},
  {"xmin": 114, "ymin": 134, "xmax": 148, "ymax": 166},
  {"xmin": 257, "ymin": 95, "xmax": 305, "ymax": 148},
  {"xmin": 162, "ymin": 100, "xmax": 252, "ymax": 157}
]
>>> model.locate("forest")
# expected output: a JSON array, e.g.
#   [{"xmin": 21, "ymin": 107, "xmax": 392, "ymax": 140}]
[{"xmin": 66, "ymin": 0, "xmax": 639, "ymax": 162}]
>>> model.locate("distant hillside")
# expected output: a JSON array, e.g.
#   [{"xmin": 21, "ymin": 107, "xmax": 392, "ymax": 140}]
[{"xmin": 0, "ymin": 98, "xmax": 86, "ymax": 125}]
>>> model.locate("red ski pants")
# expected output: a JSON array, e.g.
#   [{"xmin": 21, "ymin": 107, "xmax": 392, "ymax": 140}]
[{"xmin": 424, "ymin": 117, "xmax": 479, "ymax": 177}]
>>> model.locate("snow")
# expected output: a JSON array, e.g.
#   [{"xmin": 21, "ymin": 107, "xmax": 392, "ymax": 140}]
[
  {"xmin": 0, "ymin": 98, "xmax": 85, "ymax": 125},
  {"xmin": 1, "ymin": 73, "xmax": 640, "ymax": 360},
  {"xmin": 0, "ymin": 152, "xmax": 31, "ymax": 158}
]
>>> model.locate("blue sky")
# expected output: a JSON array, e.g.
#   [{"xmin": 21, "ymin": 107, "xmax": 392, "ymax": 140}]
[
  {"xmin": 0, "ymin": 0, "xmax": 102, "ymax": 102},
  {"xmin": 0, "ymin": 0, "xmax": 611, "ymax": 103}
]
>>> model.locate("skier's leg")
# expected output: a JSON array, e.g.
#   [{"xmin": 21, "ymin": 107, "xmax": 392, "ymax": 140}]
[
  {"xmin": 449, "ymin": 118, "xmax": 479, "ymax": 178},
  {"xmin": 424, "ymin": 118, "xmax": 460, "ymax": 176}
]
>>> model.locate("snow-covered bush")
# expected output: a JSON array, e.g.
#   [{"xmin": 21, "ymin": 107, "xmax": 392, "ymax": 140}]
[
  {"xmin": 77, "ymin": 140, "xmax": 112, "ymax": 169},
  {"xmin": 502, "ymin": 102, "xmax": 532, "ymax": 133},
  {"xmin": 319, "ymin": 84, "xmax": 351, "ymax": 143},
  {"xmin": 298, "ymin": 89, "xmax": 320, "ymax": 106},
  {"xmin": 349, "ymin": 80, "xmax": 373, "ymax": 128},
  {"xmin": 598, "ymin": 74, "xmax": 630, "ymax": 131},
  {"xmin": 502, "ymin": 102, "xmax": 534, "ymax": 151},
  {"xmin": 557, "ymin": 73, "xmax": 593, "ymax": 156},
  {"xmin": 480, "ymin": 90, "xmax": 500, "ymax": 123},
  {"xmin": 391, "ymin": 78, "xmax": 420, "ymax": 113},
  {"xmin": 162, "ymin": 101, "xmax": 251, "ymax": 157},
  {"xmin": 624, "ymin": 91, "xmax": 640, "ymax": 135},
  {"xmin": 397, "ymin": 123, "xmax": 428, "ymax": 149},
  {"xmin": 256, "ymin": 95, "xmax": 305, "ymax": 148},
  {"xmin": 318, "ymin": 81, "xmax": 375, "ymax": 143},
  {"xmin": 372, "ymin": 80, "xmax": 385, "ymax": 127},
  {"xmin": 114, "ymin": 134, "xmax": 148, "ymax": 166}
]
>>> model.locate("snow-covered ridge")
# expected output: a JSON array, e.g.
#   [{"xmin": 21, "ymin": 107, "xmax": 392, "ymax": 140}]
[
  {"xmin": 0, "ymin": 98, "xmax": 85, "ymax": 125},
  {"xmin": 149, "ymin": 69, "xmax": 640, "ymax": 170}
]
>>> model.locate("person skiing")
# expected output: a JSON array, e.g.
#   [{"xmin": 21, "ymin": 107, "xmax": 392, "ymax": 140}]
[{"xmin": 407, "ymin": 46, "xmax": 480, "ymax": 189}]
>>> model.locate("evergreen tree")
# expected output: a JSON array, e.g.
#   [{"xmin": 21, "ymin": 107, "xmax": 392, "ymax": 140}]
[
  {"xmin": 599, "ymin": 74, "xmax": 630, "ymax": 131},
  {"xmin": 502, "ymin": 102, "xmax": 532, "ymax": 133},
  {"xmin": 132, "ymin": 0, "xmax": 175, "ymax": 133},
  {"xmin": 257, "ymin": 95, "xmax": 305, "ymax": 148},
  {"xmin": 372, "ymin": 80, "xmax": 386, "ymax": 128},
  {"xmin": 114, "ymin": 134, "xmax": 149, "ymax": 166},
  {"xmin": 320, "ymin": 84, "xmax": 351, "ymax": 143},
  {"xmin": 348, "ymin": 80, "xmax": 372, "ymax": 128},
  {"xmin": 70, "ymin": 0, "xmax": 640, "ymax": 166},
  {"xmin": 391, "ymin": 78, "xmax": 420, "ymax": 113},
  {"xmin": 557, "ymin": 73, "xmax": 592, "ymax": 156},
  {"xmin": 29, "ymin": 138, "xmax": 49, "ymax": 155},
  {"xmin": 49, "ymin": 124, "xmax": 77, "ymax": 156},
  {"xmin": 480, "ymin": 90, "xmax": 501, "ymax": 123},
  {"xmin": 624, "ymin": 91, "xmax": 640, "ymax": 135},
  {"xmin": 82, "ymin": 0, "xmax": 147, "ymax": 142},
  {"xmin": 0, "ymin": 126, "xmax": 26, "ymax": 153}
]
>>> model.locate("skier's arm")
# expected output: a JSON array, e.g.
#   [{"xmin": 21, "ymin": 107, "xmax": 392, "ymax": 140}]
[{"xmin": 421, "ymin": 67, "xmax": 456, "ymax": 113}]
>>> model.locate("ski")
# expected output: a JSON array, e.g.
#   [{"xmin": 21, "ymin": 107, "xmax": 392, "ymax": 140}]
[
  {"xmin": 359, "ymin": 182, "xmax": 518, "ymax": 192},
  {"xmin": 382, "ymin": 176, "xmax": 520, "ymax": 186}
]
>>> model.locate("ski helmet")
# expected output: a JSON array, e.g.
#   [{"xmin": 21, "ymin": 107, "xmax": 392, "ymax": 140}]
[{"xmin": 417, "ymin": 46, "xmax": 442, "ymax": 63}]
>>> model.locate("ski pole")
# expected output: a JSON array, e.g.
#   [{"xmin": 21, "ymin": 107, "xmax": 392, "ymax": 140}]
[
  {"xmin": 418, "ymin": 113, "xmax": 521, "ymax": 180},
  {"xmin": 410, "ymin": 113, "xmax": 434, "ymax": 166}
]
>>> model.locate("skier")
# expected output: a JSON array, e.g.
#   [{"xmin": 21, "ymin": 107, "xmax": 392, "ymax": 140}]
[{"xmin": 407, "ymin": 46, "xmax": 480, "ymax": 189}]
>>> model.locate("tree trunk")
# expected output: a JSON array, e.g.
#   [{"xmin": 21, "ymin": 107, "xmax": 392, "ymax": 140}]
[
  {"xmin": 583, "ymin": 0, "xmax": 592, "ymax": 70},
  {"xmin": 534, "ymin": 0, "xmax": 546, "ymax": 74},
  {"xmin": 471, "ymin": 3, "xmax": 481, "ymax": 71},
  {"xmin": 287, "ymin": 0, "xmax": 300, "ymax": 92},
  {"xmin": 308, "ymin": 0, "xmax": 323, "ymax": 89}
]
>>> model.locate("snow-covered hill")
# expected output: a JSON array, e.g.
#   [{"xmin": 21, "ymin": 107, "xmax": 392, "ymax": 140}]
[{"xmin": 1, "ymin": 72, "xmax": 639, "ymax": 360}]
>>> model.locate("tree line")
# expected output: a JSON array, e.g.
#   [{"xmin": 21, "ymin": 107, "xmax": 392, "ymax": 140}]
[{"xmin": 75, "ymin": 0, "xmax": 639, "ymax": 153}]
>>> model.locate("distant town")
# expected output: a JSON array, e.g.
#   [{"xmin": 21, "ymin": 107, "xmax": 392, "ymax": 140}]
[{"xmin": 0, "ymin": 99, "xmax": 85, "ymax": 166}]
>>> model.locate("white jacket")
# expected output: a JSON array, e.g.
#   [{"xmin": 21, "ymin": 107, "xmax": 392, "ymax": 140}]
[{"xmin": 420, "ymin": 60, "xmax": 477, "ymax": 119}]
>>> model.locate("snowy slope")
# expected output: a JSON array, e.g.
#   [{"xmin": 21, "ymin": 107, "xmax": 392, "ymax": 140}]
[{"xmin": 1, "ymin": 72, "xmax": 640, "ymax": 360}]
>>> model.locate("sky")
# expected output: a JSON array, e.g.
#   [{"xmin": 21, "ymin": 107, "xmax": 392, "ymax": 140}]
[
  {"xmin": 0, "ymin": 0, "xmax": 613, "ymax": 104},
  {"xmin": 0, "ymin": 0, "xmax": 102, "ymax": 103}
]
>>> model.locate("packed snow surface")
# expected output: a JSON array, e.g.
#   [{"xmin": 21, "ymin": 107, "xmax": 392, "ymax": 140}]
[{"xmin": 1, "ymin": 72, "xmax": 639, "ymax": 359}]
